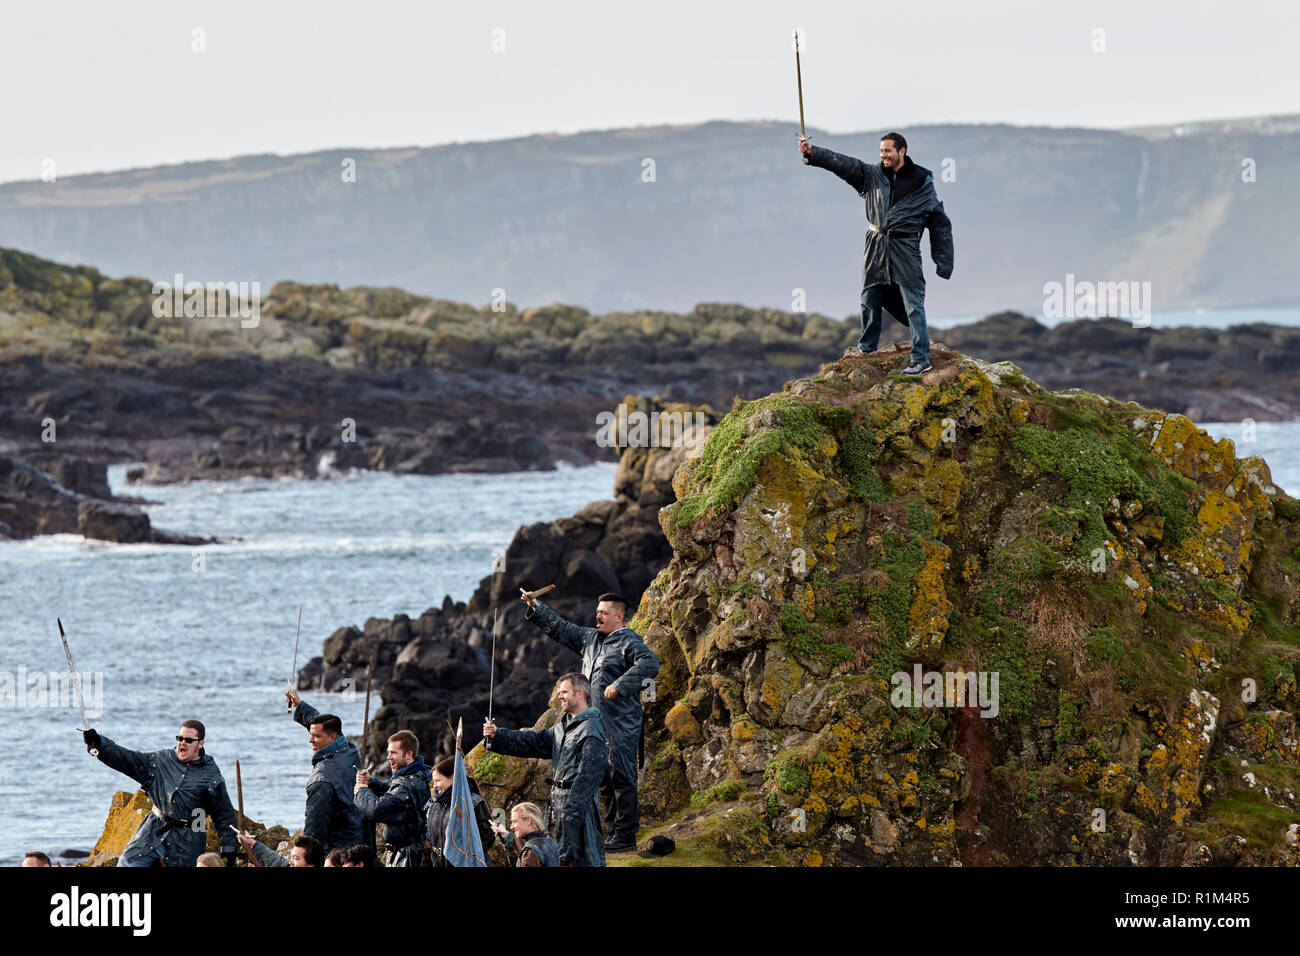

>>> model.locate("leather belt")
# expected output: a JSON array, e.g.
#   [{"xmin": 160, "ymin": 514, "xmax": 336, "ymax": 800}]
[
  {"xmin": 868, "ymin": 222, "xmax": 916, "ymax": 239},
  {"xmin": 152, "ymin": 805, "xmax": 190, "ymax": 831},
  {"xmin": 546, "ymin": 778, "xmax": 574, "ymax": 790}
]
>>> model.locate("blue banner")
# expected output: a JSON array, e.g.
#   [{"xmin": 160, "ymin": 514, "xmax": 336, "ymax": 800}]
[{"xmin": 442, "ymin": 750, "xmax": 487, "ymax": 867}]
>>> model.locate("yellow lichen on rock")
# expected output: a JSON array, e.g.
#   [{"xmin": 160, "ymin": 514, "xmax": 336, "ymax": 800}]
[
  {"xmin": 906, "ymin": 538, "xmax": 954, "ymax": 652},
  {"xmin": 87, "ymin": 790, "xmax": 154, "ymax": 866}
]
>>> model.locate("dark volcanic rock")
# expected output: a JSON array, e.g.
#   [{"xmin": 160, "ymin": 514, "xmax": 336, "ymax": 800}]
[
  {"xmin": 22, "ymin": 453, "xmax": 112, "ymax": 499},
  {"xmin": 0, "ymin": 456, "xmax": 80, "ymax": 538},
  {"xmin": 77, "ymin": 499, "xmax": 151, "ymax": 543},
  {"xmin": 0, "ymin": 453, "xmax": 215, "ymax": 543},
  {"xmin": 300, "ymin": 397, "xmax": 714, "ymax": 763}
]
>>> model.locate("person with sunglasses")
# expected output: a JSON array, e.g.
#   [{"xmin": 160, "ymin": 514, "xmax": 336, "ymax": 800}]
[{"xmin": 83, "ymin": 720, "xmax": 240, "ymax": 867}]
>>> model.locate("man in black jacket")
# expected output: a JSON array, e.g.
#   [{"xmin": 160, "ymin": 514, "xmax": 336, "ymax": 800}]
[
  {"xmin": 285, "ymin": 689, "xmax": 367, "ymax": 851},
  {"xmin": 85, "ymin": 719, "xmax": 239, "ymax": 867},
  {"xmin": 484, "ymin": 673, "xmax": 608, "ymax": 867},
  {"xmin": 353, "ymin": 730, "xmax": 432, "ymax": 867},
  {"xmin": 522, "ymin": 590, "xmax": 658, "ymax": 853},
  {"xmin": 801, "ymin": 132, "xmax": 954, "ymax": 375}
]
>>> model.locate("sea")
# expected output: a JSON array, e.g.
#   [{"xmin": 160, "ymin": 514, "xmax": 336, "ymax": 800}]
[
  {"xmin": 0, "ymin": 463, "xmax": 618, "ymax": 865},
  {"xmin": 0, "ymin": 410, "xmax": 1296, "ymax": 865}
]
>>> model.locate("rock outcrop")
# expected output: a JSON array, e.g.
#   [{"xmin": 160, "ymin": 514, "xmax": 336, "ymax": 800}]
[
  {"xmin": 0, "ymin": 247, "xmax": 839, "ymax": 484},
  {"xmin": 298, "ymin": 397, "xmax": 715, "ymax": 762},
  {"xmin": 6, "ymin": 247, "xmax": 1299, "ymax": 492},
  {"xmin": 87, "ymin": 790, "xmax": 289, "ymax": 866},
  {"xmin": 0, "ymin": 453, "xmax": 209, "ymax": 543},
  {"xmin": 478, "ymin": 344, "xmax": 1300, "ymax": 865}
]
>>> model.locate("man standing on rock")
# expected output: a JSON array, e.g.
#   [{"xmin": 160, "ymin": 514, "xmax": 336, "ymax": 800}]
[
  {"xmin": 285, "ymin": 689, "xmax": 367, "ymax": 851},
  {"xmin": 352, "ymin": 730, "xmax": 432, "ymax": 867},
  {"xmin": 800, "ymin": 132, "xmax": 954, "ymax": 375},
  {"xmin": 521, "ymin": 590, "xmax": 658, "ymax": 853},
  {"xmin": 83, "ymin": 720, "xmax": 239, "ymax": 867},
  {"xmin": 483, "ymin": 673, "xmax": 608, "ymax": 866}
]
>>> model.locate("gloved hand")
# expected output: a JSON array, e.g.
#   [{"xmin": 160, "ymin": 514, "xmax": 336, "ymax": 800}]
[
  {"xmin": 221, "ymin": 847, "xmax": 239, "ymax": 867},
  {"xmin": 83, "ymin": 729, "xmax": 101, "ymax": 753}
]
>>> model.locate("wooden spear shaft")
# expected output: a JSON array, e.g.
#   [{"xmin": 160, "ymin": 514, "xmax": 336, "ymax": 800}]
[{"xmin": 235, "ymin": 759, "xmax": 245, "ymax": 836}]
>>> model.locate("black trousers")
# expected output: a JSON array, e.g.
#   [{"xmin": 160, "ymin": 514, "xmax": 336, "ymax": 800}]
[{"xmin": 599, "ymin": 764, "xmax": 639, "ymax": 845}]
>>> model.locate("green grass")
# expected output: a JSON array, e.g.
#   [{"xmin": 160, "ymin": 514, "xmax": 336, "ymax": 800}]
[
  {"xmin": 779, "ymin": 600, "xmax": 853, "ymax": 665},
  {"xmin": 765, "ymin": 755, "xmax": 812, "ymax": 794},
  {"xmin": 1197, "ymin": 789, "xmax": 1300, "ymax": 849},
  {"xmin": 674, "ymin": 397, "xmax": 834, "ymax": 526},
  {"xmin": 652, "ymin": 741, "xmax": 681, "ymax": 771},
  {"xmin": 473, "ymin": 751, "xmax": 504, "ymax": 784},
  {"xmin": 1011, "ymin": 422, "xmax": 1194, "ymax": 553},
  {"xmin": 867, "ymin": 531, "xmax": 928, "ymax": 679},
  {"xmin": 839, "ymin": 426, "xmax": 894, "ymax": 502},
  {"xmin": 689, "ymin": 778, "xmax": 747, "ymax": 808},
  {"xmin": 1055, "ymin": 692, "xmax": 1082, "ymax": 746}
]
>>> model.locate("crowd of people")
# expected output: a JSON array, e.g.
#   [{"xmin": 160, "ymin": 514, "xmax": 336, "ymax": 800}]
[{"xmin": 36, "ymin": 590, "xmax": 659, "ymax": 868}]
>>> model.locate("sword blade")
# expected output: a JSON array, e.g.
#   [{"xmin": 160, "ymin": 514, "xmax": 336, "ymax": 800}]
[
  {"xmin": 57, "ymin": 618, "xmax": 92, "ymax": 731},
  {"xmin": 360, "ymin": 648, "xmax": 375, "ymax": 769},
  {"xmin": 288, "ymin": 606, "xmax": 302, "ymax": 712},
  {"xmin": 795, "ymin": 30, "xmax": 806, "ymax": 139},
  {"xmin": 488, "ymin": 608, "xmax": 498, "ymax": 722}
]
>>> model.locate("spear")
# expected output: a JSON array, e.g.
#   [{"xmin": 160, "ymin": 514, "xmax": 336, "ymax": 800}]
[
  {"xmin": 287, "ymin": 606, "xmax": 302, "ymax": 713},
  {"xmin": 235, "ymin": 759, "xmax": 245, "ymax": 836},
  {"xmin": 795, "ymin": 29, "xmax": 810, "ymax": 164},
  {"xmin": 57, "ymin": 618, "xmax": 96, "ymax": 756}
]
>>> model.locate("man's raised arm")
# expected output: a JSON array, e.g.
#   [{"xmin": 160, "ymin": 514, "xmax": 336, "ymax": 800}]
[
  {"xmin": 483, "ymin": 720, "xmax": 552, "ymax": 759},
  {"xmin": 525, "ymin": 601, "xmax": 591, "ymax": 656},
  {"xmin": 286, "ymin": 690, "xmax": 319, "ymax": 729},
  {"xmin": 90, "ymin": 733, "xmax": 155, "ymax": 786},
  {"xmin": 801, "ymin": 140, "xmax": 870, "ymax": 195}
]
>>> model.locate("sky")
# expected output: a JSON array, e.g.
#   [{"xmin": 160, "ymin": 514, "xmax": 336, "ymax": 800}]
[{"xmin": 3, "ymin": 0, "xmax": 1298, "ymax": 185}]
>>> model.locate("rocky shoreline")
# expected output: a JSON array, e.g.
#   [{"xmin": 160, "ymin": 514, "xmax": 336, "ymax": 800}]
[{"xmin": 3, "ymin": 248, "xmax": 1297, "ymax": 503}]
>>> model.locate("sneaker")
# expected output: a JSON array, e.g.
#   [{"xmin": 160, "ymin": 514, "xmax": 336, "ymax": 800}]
[
  {"xmin": 900, "ymin": 359, "xmax": 931, "ymax": 375},
  {"xmin": 605, "ymin": 840, "xmax": 638, "ymax": 853}
]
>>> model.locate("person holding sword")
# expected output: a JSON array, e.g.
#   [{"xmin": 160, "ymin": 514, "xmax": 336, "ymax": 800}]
[{"xmin": 518, "ymin": 588, "xmax": 658, "ymax": 853}]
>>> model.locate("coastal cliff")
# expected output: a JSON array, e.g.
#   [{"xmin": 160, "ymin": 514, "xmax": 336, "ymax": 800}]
[{"xmin": 475, "ymin": 345, "xmax": 1300, "ymax": 865}]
